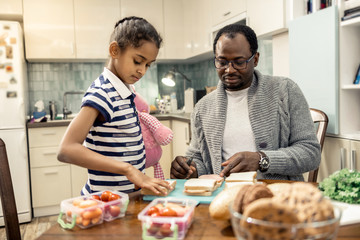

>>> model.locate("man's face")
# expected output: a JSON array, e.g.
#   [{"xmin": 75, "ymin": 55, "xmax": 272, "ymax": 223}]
[{"xmin": 215, "ymin": 33, "xmax": 259, "ymax": 91}]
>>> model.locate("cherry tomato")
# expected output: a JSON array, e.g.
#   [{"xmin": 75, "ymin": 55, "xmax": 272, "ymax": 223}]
[
  {"xmin": 108, "ymin": 193, "xmax": 120, "ymax": 201},
  {"xmin": 109, "ymin": 205, "xmax": 121, "ymax": 217},
  {"xmin": 159, "ymin": 207, "xmax": 177, "ymax": 217},
  {"xmin": 147, "ymin": 206, "xmax": 159, "ymax": 216},
  {"xmin": 91, "ymin": 195, "xmax": 101, "ymax": 200},
  {"xmin": 150, "ymin": 212, "xmax": 161, "ymax": 217},
  {"xmin": 159, "ymin": 223, "xmax": 172, "ymax": 237},
  {"xmin": 101, "ymin": 191, "xmax": 112, "ymax": 202}
]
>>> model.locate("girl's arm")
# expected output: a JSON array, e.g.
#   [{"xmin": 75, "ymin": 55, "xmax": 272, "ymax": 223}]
[{"xmin": 57, "ymin": 106, "xmax": 171, "ymax": 195}]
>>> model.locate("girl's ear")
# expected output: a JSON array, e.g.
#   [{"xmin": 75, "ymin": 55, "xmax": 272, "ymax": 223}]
[{"xmin": 109, "ymin": 41, "xmax": 120, "ymax": 58}]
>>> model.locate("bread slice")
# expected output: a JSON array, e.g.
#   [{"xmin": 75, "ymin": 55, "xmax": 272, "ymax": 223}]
[
  {"xmin": 140, "ymin": 180, "xmax": 176, "ymax": 196},
  {"xmin": 225, "ymin": 171, "xmax": 257, "ymax": 183},
  {"xmin": 183, "ymin": 178, "xmax": 217, "ymax": 196},
  {"xmin": 199, "ymin": 174, "xmax": 224, "ymax": 189}
]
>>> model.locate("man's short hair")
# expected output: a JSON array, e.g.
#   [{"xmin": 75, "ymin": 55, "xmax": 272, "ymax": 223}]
[{"xmin": 213, "ymin": 24, "xmax": 258, "ymax": 55}]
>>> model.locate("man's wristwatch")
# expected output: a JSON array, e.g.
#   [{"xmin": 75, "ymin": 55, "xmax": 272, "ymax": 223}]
[{"xmin": 258, "ymin": 151, "xmax": 270, "ymax": 172}]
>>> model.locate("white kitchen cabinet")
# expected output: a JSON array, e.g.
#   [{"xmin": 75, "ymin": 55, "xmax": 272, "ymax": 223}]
[
  {"xmin": 145, "ymin": 120, "xmax": 173, "ymax": 179},
  {"xmin": 211, "ymin": 0, "xmax": 247, "ymax": 27},
  {"xmin": 246, "ymin": 0, "xmax": 288, "ymax": 38},
  {"xmin": 172, "ymin": 120, "xmax": 191, "ymax": 159},
  {"xmin": 23, "ymin": 0, "xmax": 75, "ymax": 60},
  {"xmin": 28, "ymin": 126, "xmax": 87, "ymax": 217},
  {"xmin": 163, "ymin": 0, "xmax": 186, "ymax": 59},
  {"xmin": 71, "ymin": 164, "xmax": 88, "ymax": 197},
  {"xmin": 120, "ymin": 0, "xmax": 165, "ymax": 59},
  {"xmin": 73, "ymin": 0, "xmax": 120, "ymax": 59},
  {"xmin": 23, "ymin": 0, "xmax": 120, "ymax": 61},
  {"xmin": 183, "ymin": 0, "xmax": 213, "ymax": 58},
  {"xmin": 0, "ymin": 0, "xmax": 22, "ymax": 21}
]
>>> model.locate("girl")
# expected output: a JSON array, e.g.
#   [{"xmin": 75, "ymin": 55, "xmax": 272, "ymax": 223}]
[{"xmin": 58, "ymin": 16, "xmax": 171, "ymax": 196}]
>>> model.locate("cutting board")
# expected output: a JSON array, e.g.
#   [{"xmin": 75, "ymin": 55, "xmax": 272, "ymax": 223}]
[{"xmin": 143, "ymin": 179, "xmax": 224, "ymax": 204}]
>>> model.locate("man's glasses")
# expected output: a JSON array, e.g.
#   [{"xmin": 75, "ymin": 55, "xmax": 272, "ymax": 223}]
[{"xmin": 214, "ymin": 54, "xmax": 255, "ymax": 70}]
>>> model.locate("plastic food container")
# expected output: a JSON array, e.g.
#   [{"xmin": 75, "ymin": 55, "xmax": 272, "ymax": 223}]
[
  {"xmin": 138, "ymin": 198, "xmax": 198, "ymax": 240},
  {"xmin": 90, "ymin": 190, "xmax": 129, "ymax": 221},
  {"xmin": 58, "ymin": 190, "xmax": 129, "ymax": 229}
]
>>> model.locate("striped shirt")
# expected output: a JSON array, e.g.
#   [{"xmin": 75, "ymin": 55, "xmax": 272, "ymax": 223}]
[{"xmin": 80, "ymin": 68, "xmax": 145, "ymax": 195}]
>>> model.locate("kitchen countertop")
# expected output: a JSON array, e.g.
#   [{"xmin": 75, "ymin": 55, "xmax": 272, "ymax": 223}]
[
  {"xmin": 27, "ymin": 119, "xmax": 73, "ymax": 128},
  {"xmin": 26, "ymin": 113, "xmax": 191, "ymax": 128}
]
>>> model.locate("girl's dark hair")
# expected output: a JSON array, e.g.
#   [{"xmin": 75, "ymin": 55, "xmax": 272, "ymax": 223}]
[
  {"xmin": 110, "ymin": 16, "xmax": 162, "ymax": 50},
  {"xmin": 213, "ymin": 24, "xmax": 258, "ymax": 55}
]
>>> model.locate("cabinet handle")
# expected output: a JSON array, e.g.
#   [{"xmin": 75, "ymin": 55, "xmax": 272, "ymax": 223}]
[
  {"xmin": 351, "ymin": 150, "xmax": 356, "ymax": 171},
  {"xmin": 43, "ymin": 151, "xmax": 57, "ymax": 156},
  {"xmin": 340, "ymin": 148, "xmax": 346, "ymax": 169},
  {"xmin": 44, "ymin": 170, "xmax": 59, "ymax": 175},
  {"xmin": 223, "ymin": 11, "xmax": 231, "ymax": 16},
  {"xmin": 42, "ymin": 132, "xmax": 56, "ymax": 136}
]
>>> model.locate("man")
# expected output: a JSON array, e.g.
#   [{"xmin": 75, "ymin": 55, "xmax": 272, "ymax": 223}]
[{"xmin": 170, "ymin": 24, "xmax": 321, "ymax": 181}]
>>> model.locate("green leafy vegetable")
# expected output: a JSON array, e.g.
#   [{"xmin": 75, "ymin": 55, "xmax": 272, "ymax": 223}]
[{"xmin": 319, "ymin": 168, "xmax": 360, "ymax": 204}]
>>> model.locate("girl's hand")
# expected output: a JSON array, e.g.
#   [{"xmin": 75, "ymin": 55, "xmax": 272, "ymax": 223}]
[{"xmin": 126, "ymin": 166, "xmax": 172, "ymax": 195}]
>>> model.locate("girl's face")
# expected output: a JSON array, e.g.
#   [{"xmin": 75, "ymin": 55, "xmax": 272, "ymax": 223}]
[{"xmin": 109, "ymin": 40, "xmax": 159, "ymax": 85}]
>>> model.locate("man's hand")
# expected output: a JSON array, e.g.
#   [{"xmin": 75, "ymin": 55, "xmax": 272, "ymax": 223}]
[
  {"xmin": 219, "ymin": 151, "xmax": 260, "ymax": 177},
  {"xmin": 170, "ymin": 156, "xmax": 198, "ymax": 179}
]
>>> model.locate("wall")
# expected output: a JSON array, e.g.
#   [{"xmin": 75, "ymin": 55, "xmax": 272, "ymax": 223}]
[{"xmin": 26, "ymin": 41, "xmax": 273, "ymax": 116}]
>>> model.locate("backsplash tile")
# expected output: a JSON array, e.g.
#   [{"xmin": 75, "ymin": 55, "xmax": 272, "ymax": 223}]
[{"xmin": 27, "ymin": 62, "xmax": 105, "ymax": 117}]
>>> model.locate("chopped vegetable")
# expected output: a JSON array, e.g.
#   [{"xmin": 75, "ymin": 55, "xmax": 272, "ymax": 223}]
[{"xmin": 319, "ymin": 168, "xmax": 360, "ymax": 204}]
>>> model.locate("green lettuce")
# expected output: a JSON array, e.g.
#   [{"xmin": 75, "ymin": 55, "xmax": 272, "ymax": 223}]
[{"xmin": 319, "ymin": 168, "xmax": 360, "ymax": 204}]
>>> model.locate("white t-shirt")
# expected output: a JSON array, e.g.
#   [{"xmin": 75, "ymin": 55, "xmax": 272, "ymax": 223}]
[{"xmin": 222, "ymin": 88, "xmax": 256, "ymax": 161}]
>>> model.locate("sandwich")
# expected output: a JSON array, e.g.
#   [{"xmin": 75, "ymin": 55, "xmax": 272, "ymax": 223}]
[
  {"xmin": 225, "ymin": 171, "xmax": 257, "ymax": 188},
  {"xmin": 183, "ymin": 178, "xmax": 218, "ymax": 196},
  {"xmin": 140, "ymin": 179, "xmax": 177, "ymax": 196},
  {"xmin": 199, "ymin": 174, "xmax": 224, "ymax": 189}
]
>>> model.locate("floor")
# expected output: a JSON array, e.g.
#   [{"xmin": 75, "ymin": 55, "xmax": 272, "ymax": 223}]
[{"xmin": 0, "ymin": 215, "xmax": 58, "ymax": 240}]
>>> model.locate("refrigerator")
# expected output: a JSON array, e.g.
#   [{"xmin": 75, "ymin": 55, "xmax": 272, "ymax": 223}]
[{"xmin": 0, "ymin": 21, "xmax": 32, "ymax": 226}]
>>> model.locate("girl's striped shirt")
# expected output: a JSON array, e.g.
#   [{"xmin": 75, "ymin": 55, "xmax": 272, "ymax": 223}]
[{"xmin": 80, "ymin": 68, "xmax": 145, "ymax": 195}]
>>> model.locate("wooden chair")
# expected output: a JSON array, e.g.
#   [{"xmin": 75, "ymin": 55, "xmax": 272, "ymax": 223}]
[
  {"xmin": 0, "ymin": 138, "xmax": 21, "ymax": 240},
  {"xmin": 307, "ymin": 108, "xmax": 329, "ymax": 183}
]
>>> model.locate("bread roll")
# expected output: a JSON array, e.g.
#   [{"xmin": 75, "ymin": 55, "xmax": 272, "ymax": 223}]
[{"xmin": 209, "ymin": 184, "xmax": 250, "ymax": 220}]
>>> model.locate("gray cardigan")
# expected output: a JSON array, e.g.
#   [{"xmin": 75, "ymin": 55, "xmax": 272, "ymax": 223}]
[{"xmin": 186, "ymin": 70, "xmax": 321, "ymax": 181}]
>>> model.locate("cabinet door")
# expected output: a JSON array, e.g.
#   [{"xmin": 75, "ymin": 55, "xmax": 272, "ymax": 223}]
[
  {"xmin": 211, "ymin": 0, "xmax": 246, "ymax": 27},
  {"xmin": 28, "ymin": 127, "xmax": 67, "ymax": 148},
  {"xmin": 120, "ymin": 0, "xmax": 165, "ymax": 59},
  {"xmin": 145, "ymin": 120, "xmax": 173, "ymax": 179},
  {"xmin": 0, "ymin": 0, "xmax": 22, "ymax": 19},
  {"xmin": 23, "ymin": 0, "xmax": 76, "ymax": 60},
  {"xmin": 247, "ymin": 0, "xmax": 286, "ymax": 38},
  {"xmin": 163, "ymin": 0, "xmax": 185, "ymax": 59},
  {"xmin": 31, "ymin": 165, "xmax": 72, "ymax": 208},
  {"xmin": 70, "ymin": 164, "xmax": 88, "ymax": 197},
  {"xmin": 172, "ymin": 120, "xmax": 190, "ymax": 159},
  {"xmin": 183, "ymin": 0, "xmax": 213, "ymax": 58},
  {"xmin": 319, "ymin": 137, "xmax": 350, "ymax": 182},
  {"xmin": 74, "ymin": 0, "xmax": 120, "ymax": 59}
]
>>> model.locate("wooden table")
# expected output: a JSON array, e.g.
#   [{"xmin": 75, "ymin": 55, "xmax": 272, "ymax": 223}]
[{"xmin": 37, "ymin": 184, "xmax": 360, "ymax": 240}]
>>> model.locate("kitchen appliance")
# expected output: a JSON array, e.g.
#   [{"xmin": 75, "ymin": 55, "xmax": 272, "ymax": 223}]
[{"xmin": 0, "ymin": 21, "xmax": 32, "ymax": 226}]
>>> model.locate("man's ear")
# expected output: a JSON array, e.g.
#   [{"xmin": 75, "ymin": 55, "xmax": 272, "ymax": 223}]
[
  {"xmin": 253, "ymin": 52, "xmax": 260, "ymax": 67},
  {"xmin": 109, "ymin": 41, "xmax": 120, "ymax": 58}
]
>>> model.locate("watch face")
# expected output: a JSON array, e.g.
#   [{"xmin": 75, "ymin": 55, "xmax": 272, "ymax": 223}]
[{"xmin": 259, "ymin": 156, "xmax": 269, "ymax": 172}]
